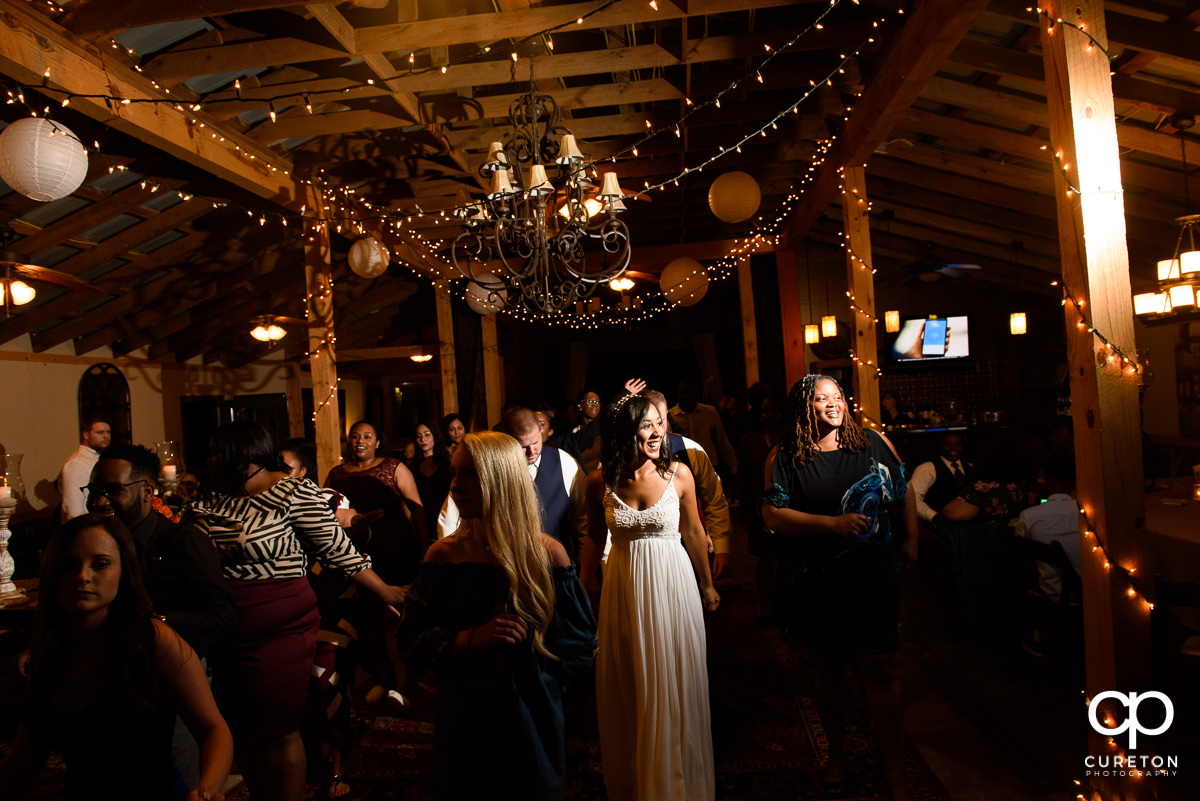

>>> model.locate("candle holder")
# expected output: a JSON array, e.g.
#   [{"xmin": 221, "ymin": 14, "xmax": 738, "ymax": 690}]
[
  {"xmin": 0, "ymin": 453, "xmax": 26, "ymax": 603},
  {"xmin": 154, "ymin": 441, "xmax": 187, "ymax": 515}
]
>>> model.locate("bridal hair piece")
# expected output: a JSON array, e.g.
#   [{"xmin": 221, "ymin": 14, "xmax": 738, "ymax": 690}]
[{"xmin": 607, "ymin": 392, "xmax": 636, "ymax": 425}]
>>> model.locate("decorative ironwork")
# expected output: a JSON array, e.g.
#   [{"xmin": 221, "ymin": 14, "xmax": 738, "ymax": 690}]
[{"xmin": 451, "ymin": 86, "xmax": 631, "ymax": 314}]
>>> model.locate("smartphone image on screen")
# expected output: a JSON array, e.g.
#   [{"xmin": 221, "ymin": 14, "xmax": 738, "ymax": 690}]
[{"xmin": 921, "ymin": 319, "xmax": 948, "ymax": 357}]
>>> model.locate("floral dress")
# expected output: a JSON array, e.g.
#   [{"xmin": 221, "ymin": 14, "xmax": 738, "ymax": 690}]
[{"xmin": 763, "ymin": 429, "xmax": 908, "ymax": 653}]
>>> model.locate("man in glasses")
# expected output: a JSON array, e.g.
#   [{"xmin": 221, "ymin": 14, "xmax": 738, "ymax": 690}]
[
  {"xmin": 58, "ymin": 414, "xmax": 111, "ymax": 521},
  {"xmin": 86, "ymin": 444, "xmax": 235, "ymax": 786}
]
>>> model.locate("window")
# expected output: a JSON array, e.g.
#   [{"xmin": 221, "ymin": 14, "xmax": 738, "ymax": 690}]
[{"xmin": 78, "ymin": 362, "xmax": 131, "ymax": 444}]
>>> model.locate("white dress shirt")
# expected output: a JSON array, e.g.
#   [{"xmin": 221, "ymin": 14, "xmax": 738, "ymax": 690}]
[
  {"xmin": 910, "ymin": 455, "xmax": 968, "ymax": 522},
  {"xmin": 59, "ymin": 444, "xmax": 100, "ymax": 521},
  {"xmin": 436, "ymin": 447, "xmax": 588, "ymax": 540}
]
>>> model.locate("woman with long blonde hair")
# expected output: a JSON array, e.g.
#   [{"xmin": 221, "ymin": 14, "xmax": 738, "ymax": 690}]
[{"xmin": 397, "ymin": 431, "xmax": 597, "ymax": 800}]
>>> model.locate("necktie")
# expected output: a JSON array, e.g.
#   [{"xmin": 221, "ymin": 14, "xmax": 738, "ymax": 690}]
[{"xmin": 952, "ymin": 461, "xmax": 965, "ymax": 483}]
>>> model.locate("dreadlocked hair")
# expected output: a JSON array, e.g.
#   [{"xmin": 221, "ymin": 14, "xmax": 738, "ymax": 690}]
[{"xmin": 780, "ymin": 374, "xmax": 870, "ymax": 468}]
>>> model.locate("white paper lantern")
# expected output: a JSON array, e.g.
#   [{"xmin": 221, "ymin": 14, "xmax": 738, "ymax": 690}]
[
  {"xmin": 708, "ymin": 171, "xmax": 761, "ymax": 223},
  {"xmin": 660, "ymin": 258, "xmax": 710, "ymax": 306},
  {"xmin": 0, "ymin": 118, "xmax": 89, "ymax": 202},
  {"xmin": 465, "ymin": 275, "xmax": 508, "ymax": 315},
  {"xmin": 348, "ymin": 237, "xmax": 389, "ymax": 278}
]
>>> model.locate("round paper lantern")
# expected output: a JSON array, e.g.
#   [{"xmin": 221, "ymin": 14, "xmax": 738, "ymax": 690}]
[
  {"xmin": 348, "ymin": 237, "xmax": 389, "ymax": 278},
  {"xmin": 660, "ymin": 258, "xmax": 710, "ymax": 306},
  {"xmin": 0, "ymin": 118, "xmax": 89, "ymax": 202},
  {"xmin": 465, "ymin": 275, "xmax": 508, "ymax": 315},
  {"xmin": 708, "ymin": 170, "xmax": 761, "ymax": 223}
]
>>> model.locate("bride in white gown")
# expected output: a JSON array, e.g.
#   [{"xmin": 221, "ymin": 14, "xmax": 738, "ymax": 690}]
[{"xmin": 580, "ymin": 393, "xmax": 720, "ymax": 801}]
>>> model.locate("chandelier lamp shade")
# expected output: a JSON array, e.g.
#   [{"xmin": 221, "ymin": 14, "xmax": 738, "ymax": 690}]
[
  {"xmin": 0, "ymin": 118, "xmax": 89, "ymax": 202},
  {"xmin": 1134, "ymin": 214, "xmax": 1200, "ymax": 324},
  {"xmin": 452, "ymin": 88, "xmax": 632, "ymax": 315}
]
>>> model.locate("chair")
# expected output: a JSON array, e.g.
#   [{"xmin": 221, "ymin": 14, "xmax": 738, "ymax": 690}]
[{"xmin": 1007, "ymin": 537, "xmax": 1083, "ymax": 661}]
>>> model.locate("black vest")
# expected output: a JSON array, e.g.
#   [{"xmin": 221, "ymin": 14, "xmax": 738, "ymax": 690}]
[
  {"xmin": 924, "ymin": 458, "xmax": 963, "ymax": 514},
  {"xmin": 533, "ymin": 446, "xmax": 571, "ymax": 545}
]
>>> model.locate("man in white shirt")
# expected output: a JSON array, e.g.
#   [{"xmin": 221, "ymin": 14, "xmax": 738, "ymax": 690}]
[
  {"xmin": 669, "ymin": 380, "xmax": 738, "ymax": 479},
  {"xmin": 438, "ymin": 407, "xmax": 588, "ymax": 552},
  {"xmin": 58, "ymin": 415, "xmax": 112, "ymax": 521},
  {"xmin": 1015, "ymin": 455, "xmax": 1081, "ymax": 602},
  {"xmin": 909, "ymin": 432, "xmax": 970, "ymax": 526}
]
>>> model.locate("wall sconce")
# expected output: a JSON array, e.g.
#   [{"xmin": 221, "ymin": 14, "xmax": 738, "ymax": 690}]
[
  {"xmin": 804, "ymin": 324, "xmax": 820, "ymax": 344},
  {"xmin": 1009, "ymin": 312, "xmax": 1027, "ymax": 335},
  {"xmin": 821, "ymin": 315, "xmax": 837, "ymax": 338},
  {"xmin": 884, "ymin": 309, "xmax": 900, "ymax": 333}
]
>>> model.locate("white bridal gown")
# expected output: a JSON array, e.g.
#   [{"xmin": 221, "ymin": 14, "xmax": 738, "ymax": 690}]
[{"xmin": 597, "ymin": 467, "xmax": 715, "ymax": 801}]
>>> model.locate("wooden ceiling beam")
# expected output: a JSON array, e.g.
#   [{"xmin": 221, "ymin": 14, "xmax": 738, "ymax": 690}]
[
  {"xmin": 783, "ymin": 0, "xmax": 992, "ymax": 245},
  {"xmin": 251, "ymin": 109, "xmax": 414, "ymax": 143},
  {"xmin": 0, "ymin": 198, "xmax": 212, "ymax": 345},
  {"xmin": 61, "ymin": 0, "xmax": 317, "ymax": 38},
  {"xmin": 144, "ymin": 38, "xmax": 349, "ymax": 85},
  {"xmin": 31, "ymin": 233, "xmax": 207, "ymax": 352},
  {"xmin": 0, "ymin": 0, "xmax": 294, "ymax": 202},
  {"xmin": 946, "ymin": 39, "xmax": 1200, "ymax": 119},
  {"xmin": 12, "ymin": 181, "xmax": 186, "ymax": 258},
  {"xmin": 920, "ymin": 76, "xmax": 1200, "ymax": 166},
  {"xmin": 354, "ymin": 0, "xmax": 821, "ymax": 54},
  {"xmin": 988, "ymin": 0, "xmax": 1200, "ymax": 68}
]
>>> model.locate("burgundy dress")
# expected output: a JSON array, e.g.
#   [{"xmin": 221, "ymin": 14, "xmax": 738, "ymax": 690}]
[{"xmin": 326, "ymin": 457, "xmax": 423, "ymax": 585}]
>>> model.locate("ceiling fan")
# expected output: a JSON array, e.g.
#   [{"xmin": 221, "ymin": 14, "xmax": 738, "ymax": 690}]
[
  {"xmin": 893, "ymin": 241, "xmax": 983, "ymax": 286},
  {"xmin": 249, "ymin": 314, "xmax": 306, "ymax": 344},
  {"xmin": 0, "ymin": 223, "xmax": 102, "ymax": 314}
]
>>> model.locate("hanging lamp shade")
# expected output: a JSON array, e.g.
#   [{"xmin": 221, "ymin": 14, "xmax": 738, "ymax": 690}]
[
  {"xmin": 708, "ymin": 171, "xmax": 761, "ymax": 223},
  {"xmin": 465, "ymin": 274, "xmax": 507, "ymax": 315},
  {"xmin": 348, "ymin": 237, "xmax": 390, "ymax": 278},
  {"xmin": 821, "ymin": 315, "xmax": 838, "ymax": 338},
  {"xmin": 1133, "ymin": 292, "xmax": 1171, "ymax": 316},
  {"xmin": 884, "ymin": 310, "xmax": 900, "ymax": 333},
  {"xmin": 0, "ymin": 118, "xmax": 89, "ymax": 202},
  {"xmin": 804, "ymin": 324, "xmax": 820, "ymax": 344},
  {"xmin": 660, "ymin": 258, "xmax": 709, "ymax": 306}
]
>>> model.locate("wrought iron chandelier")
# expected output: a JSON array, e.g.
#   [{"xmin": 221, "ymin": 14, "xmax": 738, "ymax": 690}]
[{"xmin": 451, "ymin": 87, "xmax": 632, "ymax": 314}]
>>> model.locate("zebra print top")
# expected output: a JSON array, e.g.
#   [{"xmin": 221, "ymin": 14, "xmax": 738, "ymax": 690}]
[{"xmin": 191, "ymin": 476, "xmax": 371, "ymax": 581}]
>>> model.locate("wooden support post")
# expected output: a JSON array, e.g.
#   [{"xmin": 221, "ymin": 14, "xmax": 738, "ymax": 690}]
[
  {"xmin": 481, "ymin": 314, "xmax": 503, "ymax": 428},
  {"xmin": 840, "ymin": 167, "xmax": 880, "ymax": 429},
  {"xmin": 776, "ymin": 249, "xmax": 806, "ymax": 392},
  {"xmin": 737, "ymin": 256, "xmax": 760, "ymax": 389},
  {"xmin": 304, "ymin": 205, "xmax": 340, "ymax": 485},
  {"xmin": 435, "ymin": 282, "xmax": 459, "ymax": 416},
  {"xmin": 1040, "ymin": 4, "xmax": 1150, "ymax": 797},
  {"xmin": 285, "ymin": 362, "xmax": 304, "ymax": 438}
]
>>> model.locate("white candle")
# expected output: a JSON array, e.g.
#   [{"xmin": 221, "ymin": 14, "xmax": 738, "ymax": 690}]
[
  {"xmin": 0, "ymin": 486, "xmax": 10, "ymax": 499},
  {"xmin": 162, "ymin": 465, "xmax": 178, "ymax": 482}
]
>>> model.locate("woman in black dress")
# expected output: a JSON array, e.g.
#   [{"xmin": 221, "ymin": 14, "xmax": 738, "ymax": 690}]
[
  {"xmin": 761, "ymin": 375, "xmax": 916, "ymax": 800},
  {"xmin": 412, "ymin": 420, "xmax": 452, "ymax": 522},
  {"xmin": 397, "ymin": 431, "xmax": 597, "ymax": 800}
]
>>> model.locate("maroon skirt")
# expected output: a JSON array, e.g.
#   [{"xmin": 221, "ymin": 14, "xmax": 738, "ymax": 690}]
[{"xmin": 211, "ymin": 576, "xmax": 320, "ymax": 738}]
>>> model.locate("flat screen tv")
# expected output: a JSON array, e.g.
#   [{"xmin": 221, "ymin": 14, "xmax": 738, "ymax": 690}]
[{"xmin": 888, "ymin": 315, "xmax": 970, "ymax": 364}]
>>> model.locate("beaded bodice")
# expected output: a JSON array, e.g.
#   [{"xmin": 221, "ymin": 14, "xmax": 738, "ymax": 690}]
[{"xmin": 603, "ymin": 468, "xmax": 679, "ymax": 544}]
